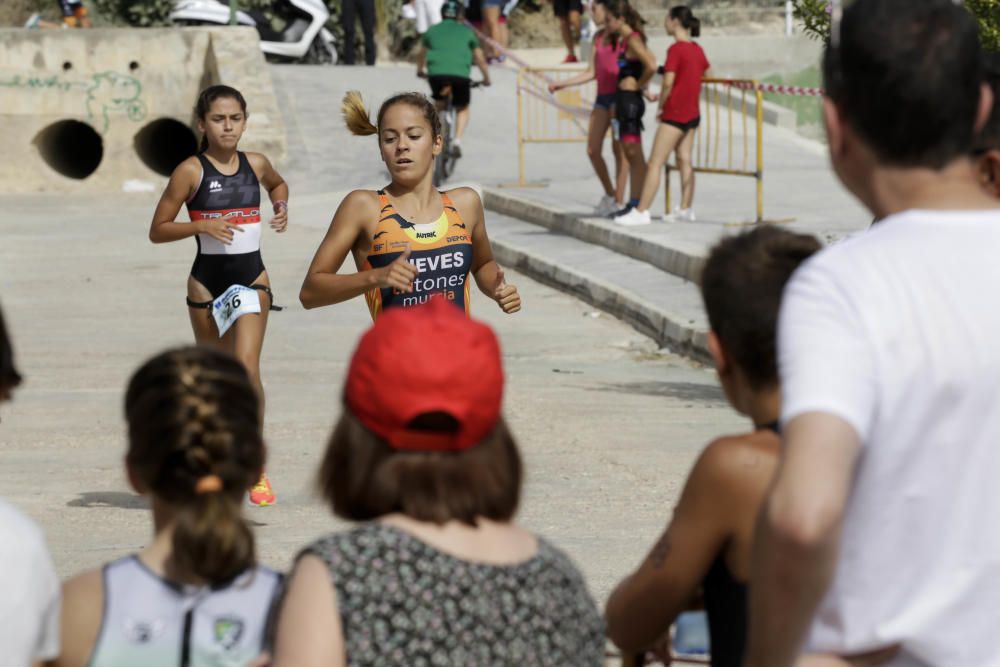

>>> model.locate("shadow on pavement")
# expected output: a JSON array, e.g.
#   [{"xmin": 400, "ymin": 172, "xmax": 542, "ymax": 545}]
[{"xmin": 591, "ymin": 381, "xmax": 726, "ymax": 403}]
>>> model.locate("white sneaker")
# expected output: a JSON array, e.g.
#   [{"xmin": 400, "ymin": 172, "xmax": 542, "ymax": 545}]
[
  {"xmin": 614, "ymin": 208, "xmax": 652, "ymax": 226},
  {"xmin": 594, "ymin": 195, "xmax": 618, "ymax": 216},
  {"xmin": 664, "ymin": 207, "xmax": 696, "ymax": 222}
]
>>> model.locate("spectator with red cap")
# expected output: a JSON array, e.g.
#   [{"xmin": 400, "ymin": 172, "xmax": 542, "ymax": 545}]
[{"xmin": 271, "ymin": 299, "xmax": 605, "ymax": 666}]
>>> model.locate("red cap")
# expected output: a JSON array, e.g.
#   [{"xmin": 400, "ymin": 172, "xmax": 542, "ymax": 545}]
[{"xmin": 344, "ymin": 298, "xmax": 504, "ymax": 452}]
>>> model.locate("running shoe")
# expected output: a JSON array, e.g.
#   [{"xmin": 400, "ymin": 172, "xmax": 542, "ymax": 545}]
[
  {"xmin": 562, "ymin": 53, "xmax": 579, "ymax": 64},
  {"xmin": 249, "ymin": 473, "xmax": 276, "ymax": 507},
  {"xmin": 594, "ymin": 195, "xmax": 619, "ymax": 216},
  {"xmin": 614, "ymin": 208, "xmax": 652, "ymax": 226},
  {"xmin": 451, "ymin": 140, "xmax": 463, "ymax": 158},
  {"xmin": 663, "ymin": 207, "xmax": 697, "ymax": 222}
]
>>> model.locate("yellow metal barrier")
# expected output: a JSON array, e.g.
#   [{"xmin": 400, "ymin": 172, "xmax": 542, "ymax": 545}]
[
  {"xmin": 665, "ymin": 78, "xmax": 765, "ymax": 223},
  {"xmin": 512, "ymin": 67, "xmax": 595, "ymax": 187}
]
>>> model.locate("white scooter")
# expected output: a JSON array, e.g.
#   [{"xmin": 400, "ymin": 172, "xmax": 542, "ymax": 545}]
[{"xmin": 171, "ymin": 0, "xmax": 338, "ymax": 64}]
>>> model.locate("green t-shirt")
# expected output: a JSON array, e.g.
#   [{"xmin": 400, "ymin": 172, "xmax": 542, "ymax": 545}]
[{"xmin": 422, "ymin": 20, "xmax": 480, "ymax": 79}]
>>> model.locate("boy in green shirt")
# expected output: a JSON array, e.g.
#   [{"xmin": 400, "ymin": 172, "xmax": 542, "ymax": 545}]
[{"xmin": 417, "ymin": 0, "xmax": 491, "ymax": 156}]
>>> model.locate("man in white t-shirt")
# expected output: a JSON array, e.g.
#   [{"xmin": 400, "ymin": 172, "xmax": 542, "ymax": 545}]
[
  {"xmin": 0, "ymin": 303, "xmax": 61, "ymax": 666},
  {"xmin": 744, "ymin": 2, "xmax": 1000, "ymax": 666}
]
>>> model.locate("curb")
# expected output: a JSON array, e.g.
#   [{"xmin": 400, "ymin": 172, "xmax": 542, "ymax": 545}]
[
  {"xmin": 483, "ymin": 188, "xmax": 707, "ymax": 283},
  {"xmin": 490, "ymin": 234, "xmax": 710, "ymax": 362}
]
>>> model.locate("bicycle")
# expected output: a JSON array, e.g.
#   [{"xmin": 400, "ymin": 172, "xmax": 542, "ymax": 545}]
[{"xmin": 429, "ymin": 79, "xmax": 483, "ymax": 187}]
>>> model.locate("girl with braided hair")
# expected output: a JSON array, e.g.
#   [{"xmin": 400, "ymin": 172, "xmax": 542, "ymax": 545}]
[{"xmin": 50, "ymin": 347, "xmax": 282, "ymax": 667}]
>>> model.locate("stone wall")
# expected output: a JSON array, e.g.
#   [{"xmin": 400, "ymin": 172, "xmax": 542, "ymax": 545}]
[{"xmin": 0, "ymin": 27, "xmax": 287, "ymax": 193}]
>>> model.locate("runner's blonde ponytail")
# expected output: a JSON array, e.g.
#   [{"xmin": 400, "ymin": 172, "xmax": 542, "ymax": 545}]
[{"xmin": 343, "ymin": 91, "xmax": 378, "ymax": 136}]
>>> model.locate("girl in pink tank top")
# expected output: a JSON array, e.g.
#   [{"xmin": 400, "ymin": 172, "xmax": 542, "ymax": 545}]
[{"xmin": 548, "ymin": 0, "xmax": 628, "ymax": 216}]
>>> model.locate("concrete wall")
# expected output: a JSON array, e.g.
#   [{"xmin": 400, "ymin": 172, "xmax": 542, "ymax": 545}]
[{"xmin": 0, "ymin": 27, "xmax": 286, "ymax": 193}]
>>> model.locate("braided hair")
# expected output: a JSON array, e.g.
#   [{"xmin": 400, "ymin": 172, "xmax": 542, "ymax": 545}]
[{"xmin": 124, "ymin": 346, "xmax": 263, "ymax": 584}]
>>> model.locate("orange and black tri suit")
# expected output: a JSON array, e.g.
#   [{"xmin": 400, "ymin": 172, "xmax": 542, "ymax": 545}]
[{"xmin": 363, "ymin": 190, "xmax": 473, "ymax": 319}]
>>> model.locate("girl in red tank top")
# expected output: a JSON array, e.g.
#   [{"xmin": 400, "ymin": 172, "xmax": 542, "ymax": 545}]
[
  {"xmin": 548, "ymin": 0, "xmax": 629, "ymax": 215},
  {"xmin": 613, "ymin": 5, "xmax": 714, "ymax": 227},
  {"xmin": 299, "ymin": 91, "xmax": 521, "ymax": 320}
]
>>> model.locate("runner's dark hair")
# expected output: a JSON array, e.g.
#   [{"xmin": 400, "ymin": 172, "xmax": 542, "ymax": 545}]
[
  {"xmin": 605, "ymin": 0, "xmax": 647, "ymax": 43},
  {"xmin": 669, "ymin": 6, "xmax": 700, "ymax": 38},
  {"xmin": 0, "ymin": 303, "xmax": 22, "ymax": 393},
  {"xmin": 125, "ymin": 346, "xmax": 264, "ymax": 585},
  {"xmin": 823, "ymin": 0, "xmax": 983, "ymax": 169},
  {"xmin": 195, "ymin": 85, "xmax": 248, "ymax": 153},
  {"xmin": 700, "ymin": 227, "xmax": 821, "ymax": 390},
  {"xmin": 343, "ymin": 91, "xmax": 442, "ymax": 139}
]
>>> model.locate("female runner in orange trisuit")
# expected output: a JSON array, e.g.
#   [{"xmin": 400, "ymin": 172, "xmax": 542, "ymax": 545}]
[{"xmin": 299, "ymin": 91, "xmax": 521, "ymax": 319}]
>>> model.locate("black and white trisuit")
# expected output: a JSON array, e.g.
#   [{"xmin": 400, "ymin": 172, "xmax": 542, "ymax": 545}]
[{"xmin": 185, "ymin": 152, "xmax": 274, "ymax": 309}]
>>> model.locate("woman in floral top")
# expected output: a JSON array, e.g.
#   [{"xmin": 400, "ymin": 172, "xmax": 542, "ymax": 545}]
[{"xmin": 272, "ymin": 299, "xmax": 605, "ymax": 667}]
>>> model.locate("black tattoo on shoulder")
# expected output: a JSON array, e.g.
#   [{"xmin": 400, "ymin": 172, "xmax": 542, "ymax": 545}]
[{"xmin": 648, "ymin": 533, "xmax": 672, "ymax": 568}]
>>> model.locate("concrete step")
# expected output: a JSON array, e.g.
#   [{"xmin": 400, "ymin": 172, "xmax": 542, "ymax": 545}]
[
  {"xmin": 486, "ymin": 211, "xmax": 709, "ymax": 359},
  {"xmin": 484, "ymin": 188, "xmax": 710, "ymax": 284}
]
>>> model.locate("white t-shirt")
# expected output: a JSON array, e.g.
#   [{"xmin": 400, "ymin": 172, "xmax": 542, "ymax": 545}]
[
  {"xmin": 778, "ymin": 209, "xmax": 1000, "ymax": 667},
  {"xmin": 0, "ymin": 498, "xmax": 60, "ymax": 665}
]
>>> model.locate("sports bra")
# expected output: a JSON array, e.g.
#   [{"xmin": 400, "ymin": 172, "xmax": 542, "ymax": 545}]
[
  {"xmin": 87, "ymin": 556, "xmax": 283, "ymax": 667},
  {"xmin": 186, "ymin": 152, "xmax": 262, "ymax": 258},
  {"xmin": 617, "ymin": 32, "xmax": 646, "ymax": 84},
  {"xmin": 363, "ymin": 190, "xmax": 474, "ymax": 319}
]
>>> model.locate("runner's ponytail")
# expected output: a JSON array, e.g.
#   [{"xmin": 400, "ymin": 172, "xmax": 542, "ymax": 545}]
[
  {"xmin": 344, "ymin": 91, "xmax": 443, "ymax": 139},
  {"xmin": 343, "ymin": 91, "xmax": 379, "ymax": 136},
  {"xmin": 125, "ymin": 347, "xmax": 263, "ymax": 585},
  {"xmin": 670, "ymin": 6, "xmax": 700, "ymax": 37}
]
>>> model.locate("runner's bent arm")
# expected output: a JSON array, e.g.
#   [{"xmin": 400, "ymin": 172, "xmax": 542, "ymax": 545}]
[
  {"xmin": 549, "ymin": 41, "xmax": 596, "ymax": 92},
  {"xmin": 248, "ymin": 152, "xmax": 290, "ymax": 232},
  {"xmin": 605, "ymin": 438, "xmax": 738, "ymax": 653},
  {"xmin": 148, "ymin": 158, "xmax": 239, "ymax": 245},
  {"xmin": 632, "ymin": 38, "xmax": 658, "ymax": 90},
  {"xmin": 452, "ymin": 187, "xmax": 521, "ymax": 313},
  {"xmin": 300, "ymin": 191, "xmax": 417, "ymax": 309}
]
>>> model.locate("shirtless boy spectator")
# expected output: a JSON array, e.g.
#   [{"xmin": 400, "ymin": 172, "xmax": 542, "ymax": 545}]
[{"xmin": 605, "ymin": 226, "xmax": 820, "ymax": 666}]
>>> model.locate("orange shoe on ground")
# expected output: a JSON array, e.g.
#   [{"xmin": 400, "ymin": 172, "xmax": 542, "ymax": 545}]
[
  {"xmin": 562, "ymin": 53, "xmax": 579, "ymax": 64},
  {"xmin": 249, "ymin": 472, "xmax": 276, "ymax": 507}
]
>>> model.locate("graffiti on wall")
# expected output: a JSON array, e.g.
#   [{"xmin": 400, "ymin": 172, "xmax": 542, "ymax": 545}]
[{"xmin": 0, "ymin": 70, "xmax": 147, "ymax": 133}]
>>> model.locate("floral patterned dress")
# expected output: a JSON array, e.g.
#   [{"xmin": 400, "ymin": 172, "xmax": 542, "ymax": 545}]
[{"xmin": 301, "ymin": 523, "xmax": 606, "ymax": 666}]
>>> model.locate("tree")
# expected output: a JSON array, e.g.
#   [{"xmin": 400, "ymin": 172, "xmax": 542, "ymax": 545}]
[{"xmin": 793, "ymin": 0, "xmax": 1000, "ymax": 51}]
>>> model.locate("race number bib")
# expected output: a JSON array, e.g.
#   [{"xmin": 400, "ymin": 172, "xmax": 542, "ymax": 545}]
[{"xmin": 212, "ymin": 285, "xmax": 261, "ymax": 337}]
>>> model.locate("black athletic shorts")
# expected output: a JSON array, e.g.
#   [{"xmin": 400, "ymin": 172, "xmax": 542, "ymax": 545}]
[
  {"xmin": 429, "ymin": 75, "xmax": 472, "ymax": 109},
  {"xmin": 614, "ymin": 90, "xmax": 645, "ymax": 139},
  {"xmin": 663, "ymin": 117, "xmax": 701, "ymax": 132},
  {"xmin": 554, "ymin": 0, "xmax": 583, "ymax": 18}
]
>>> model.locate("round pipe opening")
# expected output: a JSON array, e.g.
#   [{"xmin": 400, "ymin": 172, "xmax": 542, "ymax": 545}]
[
  {"xmin": 33, "ymin": 120, "xmax": 103, "ymax": 179},
  {"xmin": 134, "ymin": 118, "xmax": 198, "ymax": 176}
]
